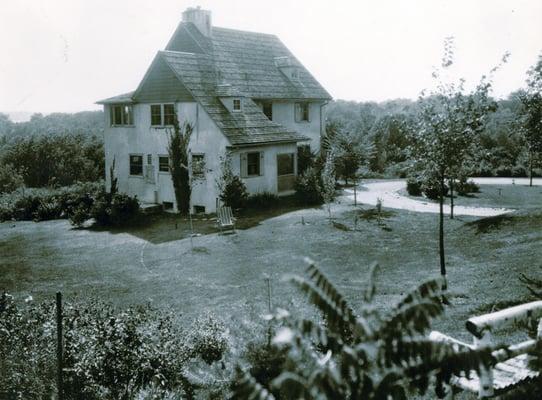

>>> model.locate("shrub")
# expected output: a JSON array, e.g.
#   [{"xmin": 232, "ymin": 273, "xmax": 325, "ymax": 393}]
[
  {"xmin": 246, "ymin": 192, "xmax": 280, "ymax": 210},
  {"xmin": 0, "ymin": 293, "xmax": 228, "ymax": 400},
  {"xmin": 406, "ymin": 176, "xmax": 423, "ymax": 196},
  {"xmin": 456, "ymin": 177, "xmax": 480, "ymax": 196},
  {"xmin": 0, "ymin": 164, "xmax": 24, "ymax": 194},
  {"xmin": 422, "ymin": 176, "xmax": 449, "ymax": 200},
  {"xmin": 297, "ymin": 145, "xmax": 315, "ymax": 175},
  {"xmin": 240, "ymin": 341, "xmax": 287, "ymax": 396},
  {"xmin": 187, "ymin": 313, "xmax": 229, "ymax": 365},
  {"xmin": 295, "ymin": 166, "xmax": 323, "ymax": 205},
  {"xmin": 220, "ymin": 176, "xmax": 248, "ymax": 209},
  {"xmin": 90, "ymin": 192, "xmax": 140, "ymax": 227}
]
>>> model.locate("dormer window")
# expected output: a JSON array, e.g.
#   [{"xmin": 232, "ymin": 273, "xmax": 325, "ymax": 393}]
[{"xmin": 233, "ymin": 98, "xmax": 242, "ymax": 112}]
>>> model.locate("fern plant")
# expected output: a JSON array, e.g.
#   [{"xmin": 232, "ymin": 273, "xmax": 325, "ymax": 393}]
[{"xmin": 233, "ymin": 259, "xmax": 495, "ymax": 399}]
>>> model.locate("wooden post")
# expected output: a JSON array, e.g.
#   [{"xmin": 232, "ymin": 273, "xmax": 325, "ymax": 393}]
[
  {"xmin": 474, "ymin": 331, "xmax": 493, "ymax": 398},
  {"xmin": 56, "ymin": 292, "xmax": 64, "ymax": 400}
]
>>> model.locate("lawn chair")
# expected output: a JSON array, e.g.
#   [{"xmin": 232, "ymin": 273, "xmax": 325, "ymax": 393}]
[
  {"xmin": 430, "ymin": 300, "xmax": 542, "ymax": 398},
  {"xmin": 217, "ymin": 206, "xmax": 235, "ymax": 232}
]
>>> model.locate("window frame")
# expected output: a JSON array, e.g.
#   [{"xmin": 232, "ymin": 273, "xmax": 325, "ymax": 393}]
[
  {"xmin": 129, "ymin": 154, "xmax": 144, "ymax": 177},
  {"xmin": 158, "ymin": 155, "xmax": 170, "ymax": 173},
  {"xmin": 191, "ymin": 153, "xmax": 206, "ymax": 179},
  {"xmin": 150, "ymin": 103, "xmax": 176, "ymax": 127},
  {"xmin": 232, "ymin": 98, "xmax": 242, "ymax": 112},
  {"xmin": 295, "ymin": 102, "xmax": 310, "ymax": 123},
  {"xmin": 246, "ymin": 152, "xmax": 261, "ymax": 177},
  {"xmin": 110, "ymin": 104, "xmax": 134, "ymax": 126}
]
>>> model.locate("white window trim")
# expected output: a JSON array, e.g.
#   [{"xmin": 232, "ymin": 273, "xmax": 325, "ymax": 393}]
[
  {"xmin": 129, "ymin": 153, "xmax": 144, "ymax": 177},
  {"xmin": 232, "ymin": 98, "xmax": 242, "ymax": 112},
  {"xmin": 158, "ymin": 154, "xmax": 170, "ymax": 174},
  {"xmin": 110, "ymin": 104, "xmax": 135, "ymax": 127},
  {"xmin": 150, "ymin": 103, "xmax": 176, "ymax": 127}
]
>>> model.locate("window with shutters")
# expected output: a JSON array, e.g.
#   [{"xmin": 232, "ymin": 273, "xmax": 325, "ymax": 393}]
[
  {"xmin": 247, "ymin": 152, "xmax": 260, "ymax": 176},
  {"xmin": 129, "ymin": 154, "xmax": 143, "ymax": 176},
  {"xmin": 295, "ymin": 102, "xmax": 310, "ymax": 122}
]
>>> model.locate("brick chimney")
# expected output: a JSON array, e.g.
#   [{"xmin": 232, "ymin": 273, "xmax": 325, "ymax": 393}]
[{"xmin": 182, "ymin": 6, "xmax": 212, "ymax": 37}]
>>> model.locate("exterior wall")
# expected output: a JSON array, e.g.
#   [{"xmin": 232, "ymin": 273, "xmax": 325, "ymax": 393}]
[
  {"xmin": 104, "ymin": 101, "xmax": 229, "ymax": 213},
  {"xmin": 229, "ymin": 143, "xmax": 298, "ymax": 195},
  {"xmin": 268, "ymin": 101, "xmax": 326, "ymax": 152}
]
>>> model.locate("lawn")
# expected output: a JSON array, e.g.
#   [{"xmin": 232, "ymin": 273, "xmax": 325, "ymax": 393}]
[{"xmin": 1, "ymin": 181, "xmax": 541, "ymax": 360}]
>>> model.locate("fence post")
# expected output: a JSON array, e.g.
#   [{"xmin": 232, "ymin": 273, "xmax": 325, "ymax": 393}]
[{"xmin": 56, "ymin": 292, "xmax": 63, "ymax": 400}]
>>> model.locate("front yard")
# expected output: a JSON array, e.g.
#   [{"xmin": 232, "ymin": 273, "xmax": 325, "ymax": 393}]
[{"xmin": 1, "ymin": 182, "xmax": 541, "ymax": 348}]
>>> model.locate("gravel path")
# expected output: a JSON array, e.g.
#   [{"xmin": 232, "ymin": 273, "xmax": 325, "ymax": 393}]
[{"xmin": 344, "ymin": 178, "xmax": 542, "ymax": 217}]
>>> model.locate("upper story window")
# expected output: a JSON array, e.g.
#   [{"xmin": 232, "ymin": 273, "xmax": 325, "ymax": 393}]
[
  {"xmin": 150, "ymin": 103, "xmax": 176, "ymax": 126},
  {"xmin": 295, "ymin": 102, "xmax": 310, "ymax": 122},
  {"xmin": 262, "ymin": 102, "xmax": 273, "ymax": 120},
  {"xmin": 232, "ymin": 98, "xmax": 242, "ymax": 112},
  {"xmin": 110, "ymin": 104, "xmax": 133, "ymax": 126}
]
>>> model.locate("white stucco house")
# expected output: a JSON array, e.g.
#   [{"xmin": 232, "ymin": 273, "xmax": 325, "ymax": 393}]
[{"xmin": 97, "ymin": 7, "xmax": 331, "ymax": 213}]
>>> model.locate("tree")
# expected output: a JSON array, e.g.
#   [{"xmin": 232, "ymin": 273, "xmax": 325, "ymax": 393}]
[
  {"xmin": 518, "ymin": 53, "xmax": 542, "ymax": 187},
  {"xmin": 167, "ymin": 115, "xmax": 193, "ymax": 215},
  {"xmin": 321, "ymin": 152, "xmax": 336, "ymax": 221},
  {"xmin": 411, "ymin": 37, "xmax": 504, "ymax": 287},
  {"xmin": 233, "ymin": 259, "xmax": 495, "ymax": 399}
]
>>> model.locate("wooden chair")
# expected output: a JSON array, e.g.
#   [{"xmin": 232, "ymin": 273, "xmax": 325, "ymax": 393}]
[
  {"xmin": 217, "ymin": 206, "xmax": 235, "ymax": 232},
  {"xmin": 430, "ymin": 300, "xmax": 542, "ymax": 398}
]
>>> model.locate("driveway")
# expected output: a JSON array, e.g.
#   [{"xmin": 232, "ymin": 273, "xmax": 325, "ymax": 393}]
[{"xmin": 344, "ymin": 177, "xmax": 542, "ymax": 217}]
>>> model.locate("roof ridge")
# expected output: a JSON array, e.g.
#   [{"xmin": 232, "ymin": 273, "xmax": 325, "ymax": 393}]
[{"xmin": 212, "ymin": 26, "xmax": 277, "ymax": 37}]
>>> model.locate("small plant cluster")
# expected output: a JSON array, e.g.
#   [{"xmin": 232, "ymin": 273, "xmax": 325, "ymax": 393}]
[
  {"xmin": 0, "ymin": 293, "xmax": 229, "ymax": 400},
  {"xmin": 0, "ymin": 163, "xmax": 25, "ymax": 194},
  {"xmin": 69, "ymin": 189, "xmax": 139, "ymax": 227},
  {"xmin": 233, "ymin": 260, "xmax": 496, "ymax": 399},
  {"xmin": 294, "ymin": 151, "xmax": 337, "ymax": 207}
]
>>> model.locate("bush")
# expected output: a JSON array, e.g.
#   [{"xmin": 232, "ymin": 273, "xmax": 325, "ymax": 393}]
[
  {"xmin": 456, "ymin": 177, "xmax": 480, "ymax": 196},
  {"xmin": 297, "ymin": 145, "xmax": 315, "ymax": 175},
  {"xmin": 220, "ymin": 176, "xmax": 248, "ymax": 209},
  {"xmin": 187, "ymin": 313, "xmax": 229, "ymax": 365},
  {"xmin": 246, "ymin": 192, "xmax": 280, "ymax": 210},
  {"xmin": 406, "ymin": 176, "xmax": 423, "ymax": 196},
  {"xmin": 295, "ymin": 166, "xmax": 323, "ymax": 205},
  {"xmin": 0, "ymin": 164, "xmax": 24, "ymax": 194},
  {"xmin": 422, "ymin": 176, "xmax": 449, "ymax": 200},
  {"xmin": 241, "ymin": 341, "xmax": 287, "ymax": 396},
  {"xmin": 0, "ymin": 293, "xmax": 229, "ymax": 400}
]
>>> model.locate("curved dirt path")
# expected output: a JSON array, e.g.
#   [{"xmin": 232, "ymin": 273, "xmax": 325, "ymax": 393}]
[{"xmin": 344, "ymin": 178, "xmax": 541, "ymax": 217}]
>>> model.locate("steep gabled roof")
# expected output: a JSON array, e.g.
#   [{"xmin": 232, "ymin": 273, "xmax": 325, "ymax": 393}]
[
  {"xmin": 167, "ymin": 22, "xmax": 332, "ymax": 100},
  {"xmin": 160, "ymin": 51, "xmax": 307, "ymax": 146}
]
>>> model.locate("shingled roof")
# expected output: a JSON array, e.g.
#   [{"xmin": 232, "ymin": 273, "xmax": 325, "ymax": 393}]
[{"xmin": 98, "ymin": 20, "xmax": 331, "ymax": 146}]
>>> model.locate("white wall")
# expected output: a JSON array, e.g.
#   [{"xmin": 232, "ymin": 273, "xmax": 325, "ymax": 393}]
[
  {"xmin": 270, "ymin": 101, "xmax": 326, "ymax": 152},
  {"xmin": 104, "ymin": 101, "xmax": 229, "ymax": 213}
]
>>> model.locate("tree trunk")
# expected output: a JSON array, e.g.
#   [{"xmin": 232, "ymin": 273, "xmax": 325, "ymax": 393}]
[
  {"xmin": 449, "ymin": 179, "xmax": 454, "ymax": 220},
  {"xmin": 529, "ymin": 152, "xmax": 533, "ymax": 187},
  {"xmin": 439, "ymin": 177, "xmax": 447, "ymax": 290}
]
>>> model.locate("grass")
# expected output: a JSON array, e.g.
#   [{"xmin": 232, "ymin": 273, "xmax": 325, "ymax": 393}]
[{"xmin": 1, "ymin": 182, "xmax": 541, "ymax": 384}]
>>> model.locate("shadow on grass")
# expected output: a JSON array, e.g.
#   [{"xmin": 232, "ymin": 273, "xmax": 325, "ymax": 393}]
[
  {"xmin": 464, "ymin": 214, "xmax": 512, "ymax": 234},
  {"xmin": 78, "ymin": 195, "xmax": 309, "ymax": 244}
]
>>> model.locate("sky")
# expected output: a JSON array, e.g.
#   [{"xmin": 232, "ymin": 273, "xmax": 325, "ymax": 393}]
[{"xmin": 1, "ymin": 0, "xmax": 541, "ymax": 116}]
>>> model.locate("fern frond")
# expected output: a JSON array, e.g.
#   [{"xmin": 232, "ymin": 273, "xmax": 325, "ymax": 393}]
[
  {"xmin": 396, "ymin": 278, "xmax": 446, "ymax": 309},
  {"xmin": 290, "ymin": 274, "xmax": 372, "ymax": 341},
  {"xmin": 271, "ymin": 372, "xmax": 308, "ymax": 398},
  {"xmin": 294, "ymin": 318, "xmax": 344, "ymax": 353},
  {"xmin": 232, "ymin": 367, "xmax": 276, "ymax": 400},
  {"xmin": 379, "ymin": 297, "xmax": 445, "ymax": 338}
]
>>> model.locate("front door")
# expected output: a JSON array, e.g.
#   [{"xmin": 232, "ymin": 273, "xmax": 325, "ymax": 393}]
[{"xmin": 277, "ymin": 153, "xmax": 296, "ymax": 192}]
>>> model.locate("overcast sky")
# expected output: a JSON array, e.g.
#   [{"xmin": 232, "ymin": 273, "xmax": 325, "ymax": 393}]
[{"xmin": 1, "ymin": 0, "xmax": 541, "ymax": 115}]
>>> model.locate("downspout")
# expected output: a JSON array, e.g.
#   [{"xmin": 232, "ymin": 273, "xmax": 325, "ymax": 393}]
[{"xmin": 320, "ymin": 100, "xmax": 329, "ymax": 154}]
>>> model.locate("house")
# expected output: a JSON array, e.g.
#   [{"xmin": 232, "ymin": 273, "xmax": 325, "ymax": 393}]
[{"xmin": 97, "ymin": 6, "xmax": 331, "ymax": 213}]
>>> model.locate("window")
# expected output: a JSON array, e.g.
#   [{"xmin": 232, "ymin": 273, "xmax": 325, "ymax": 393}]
[
  {"xmin": 263, "ymin": 102, "xmax": 272, "ymax": 120},
  {"xmin": 163, "ymin": 104, "xmax": 175, "ymax": 125},
  {"xmin": 158, "ymin": 156, "xmax": 169, "ymax": 172},
  {"xmin": 247, "ymin": 152, "xmax": 260, "ymax": 176},
  {"xmin": 191, "ymin": 154, "xmax": 205, "ymax": 178},
  {"xmin": 277, "ymin": 153, "xmax": 295, "ymax": 176},
  {"xmin": 150, "ymin": 104, "xmax": 175, "ymax": 126},
  {"xmin": 295, "ymin": 102, "xmax": 310, "ymax": 122},
  {"xmin": 233, "ymin": 98, "xmax": 242, "ymax": 112},
  {"xmin": 110, "ymin": 104, "xmax": 133, "ymax": 126},
  {"xmin": 151, "ymin": 105, "xmax": 162, "ymax": 126},
  {"xmin": 147, "ymin": 154, "xmax": 152, "ymax": 165},
  {"xmin": 129, "ymin": 154, "xmax": 143, "ymax": 176}
]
